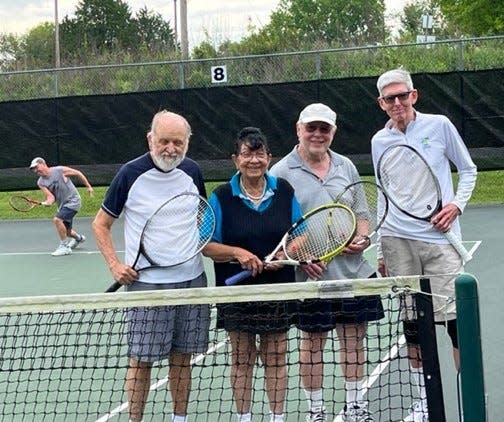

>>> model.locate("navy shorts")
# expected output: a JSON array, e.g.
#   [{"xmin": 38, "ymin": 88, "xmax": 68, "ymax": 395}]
[
  {"xmin": 296, "ymin": 273, "xmax": 385, "ymax": 333},
  {"xmin": 56, "ymin": 207, "xmax": 78, "ymax": 230}
]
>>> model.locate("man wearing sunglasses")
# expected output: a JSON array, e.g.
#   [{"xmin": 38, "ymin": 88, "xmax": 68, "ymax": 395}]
[
  {"xmin": 270, "ymin": 103, "xmax": 383, "ymax": 422},
  {"xmin": 371, "ymin": 68, "xmax": 477, "ymax": 422}
]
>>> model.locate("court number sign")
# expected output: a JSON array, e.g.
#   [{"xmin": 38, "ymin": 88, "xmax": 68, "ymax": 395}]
[{"xmin": 211, "ymin": 65, "xmax": 227, "ymax": 83}]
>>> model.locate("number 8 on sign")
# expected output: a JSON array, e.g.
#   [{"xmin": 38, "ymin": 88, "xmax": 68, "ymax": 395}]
[{"xmin": 211, "ymin": 65, "xmax": 227, "ymax": 83}]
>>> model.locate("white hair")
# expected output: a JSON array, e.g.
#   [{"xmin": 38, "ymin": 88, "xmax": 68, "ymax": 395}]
[
  {"xmin": 150, "ymin": 110, "xmax": 192, "ymax": 139},
  {"xmin": 376, "ymin": 68, "xmax": 414, "ymax": 96}
]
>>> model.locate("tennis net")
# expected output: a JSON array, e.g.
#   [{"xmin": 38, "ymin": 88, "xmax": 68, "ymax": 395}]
[{"xmin": 0, "ymin": 276, "xmax": 445, "ymax": 421}]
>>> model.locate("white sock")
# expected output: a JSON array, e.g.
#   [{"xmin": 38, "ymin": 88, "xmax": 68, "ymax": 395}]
[
  {"xmin": 304, "ymin": 388, "xmax": 324, "ymax": 411},
  {"xmin": 410, "ymin": 366, "xmax": 427, "ymax": 401},
  {"xmin": 172, "ymin": 415, "xmax": 187, "ymax": 422},
  {"xmin": 270, "ymin": 413, "xmax": 284, "ymax": 422},
  {"xmin": 345, "ymin": 379, "xmax": 364, "ymax": 404},
  {"xmin": 237, "ymin": 412, "xmax": 251, "ymax": 422}
]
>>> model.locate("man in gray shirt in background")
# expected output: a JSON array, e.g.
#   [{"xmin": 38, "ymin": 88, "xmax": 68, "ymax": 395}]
[{"xmin": 30, "ymin": 157, "xmax": 94, "ymax": 256}]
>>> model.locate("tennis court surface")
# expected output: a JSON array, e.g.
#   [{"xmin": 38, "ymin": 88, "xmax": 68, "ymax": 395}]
[{"xmin": 0, "ymin": 205, "xmax": 501, "ymax": 421}]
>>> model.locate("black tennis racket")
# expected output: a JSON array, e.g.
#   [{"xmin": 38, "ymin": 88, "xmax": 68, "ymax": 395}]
[
  {"xmin": 377, "ymin": 144, "xmax": 472, "ymax": 263},
  {"xmin": 334, "ymin": 180, "xmax": 389, "ymax": 245},
  {"xmin": 225, "ymin": 202, "xmax": 357, "ymax": 286},
  {"xmin": 9, "ymin": 195, "xmax": 42, "ymax": 212},
  {"xmin": 106, "ymin": 192, "xmax": 216, "ymax": 292}
]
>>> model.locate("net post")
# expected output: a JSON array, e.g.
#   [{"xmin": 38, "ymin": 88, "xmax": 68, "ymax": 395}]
[
  {"xmin": 417, "ymin": 277, "xmax": 446, "ymax": 422},
  {"xmin": 455, "ymin": 273, "xmax": 487, "ymax": 422}
]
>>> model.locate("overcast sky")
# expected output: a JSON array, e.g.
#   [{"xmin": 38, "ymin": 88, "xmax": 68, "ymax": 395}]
[{"xmin": 0, "ymin": 0, "xmax": 406, "ymax": 48}]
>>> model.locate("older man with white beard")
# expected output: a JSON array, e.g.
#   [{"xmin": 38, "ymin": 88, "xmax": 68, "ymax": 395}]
[{"xmin": 92, "ymin": 110, "xmax": 210, "ymax": 422}]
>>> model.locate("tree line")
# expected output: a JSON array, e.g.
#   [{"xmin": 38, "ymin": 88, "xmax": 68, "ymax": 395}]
[{"xmin": 0, "ymin": 0, "xmax": 503, "ymax": 71}]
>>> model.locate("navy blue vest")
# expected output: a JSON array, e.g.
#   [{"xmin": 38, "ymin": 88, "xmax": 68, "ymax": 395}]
[{"xmin": 214, "ymin": 178, "xmax": 296, "ymax": 286}]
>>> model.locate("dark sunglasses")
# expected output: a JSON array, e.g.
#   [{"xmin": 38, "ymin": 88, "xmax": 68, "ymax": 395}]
[
  {"xmin": 304, "ymin": 123, "xmax": 333, "ymax": 134},
  {"xmin": 380, "ymin": 91, "xmax": 413, "ymax": 105}
]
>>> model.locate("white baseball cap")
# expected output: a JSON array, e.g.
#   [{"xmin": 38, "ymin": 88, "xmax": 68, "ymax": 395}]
[
  {"xmin": 298, "ymin": 103, "xmax": 337, "ymax": 126},
  {"xmin": 29, "ymin": 157, "xmax": 45, "ymax": 169}
]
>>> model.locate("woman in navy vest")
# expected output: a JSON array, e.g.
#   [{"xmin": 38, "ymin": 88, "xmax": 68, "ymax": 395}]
[{"xmin": 204, "ymin": 127, "xmax": 303, "ymax": 422}]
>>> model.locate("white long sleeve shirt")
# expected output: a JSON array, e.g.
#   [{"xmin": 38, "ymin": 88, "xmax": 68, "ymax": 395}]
[{"xmin": 371, "ymin": 111, "xmax": 477, "ymax": 255}]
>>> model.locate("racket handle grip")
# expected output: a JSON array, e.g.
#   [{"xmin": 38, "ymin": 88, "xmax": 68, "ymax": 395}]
[
  {"xmin": 444, "ymin": 229, "xmax": 473, "ymax": 264},
  {"xmin": 106, "ymin": 281, "xmax": 122, "ymax": 293},
  {"xmin": 225, "ymin": 270, "xmax": 252, "ymax": 286}
]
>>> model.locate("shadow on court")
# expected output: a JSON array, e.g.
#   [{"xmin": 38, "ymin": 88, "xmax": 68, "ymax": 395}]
[{"xmin": 0, "ymin": 205, "xmax": 502, "ymax": 421}]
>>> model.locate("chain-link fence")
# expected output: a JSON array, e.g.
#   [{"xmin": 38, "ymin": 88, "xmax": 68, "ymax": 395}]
[{"xmin": 1, "ymin": 36, "xmax": 504, "ymax": 101}]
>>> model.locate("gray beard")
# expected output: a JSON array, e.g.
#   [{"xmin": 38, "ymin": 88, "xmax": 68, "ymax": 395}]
[{"xmin": 152, "ymin": 153, "xmax": 185, "ymax": 172}]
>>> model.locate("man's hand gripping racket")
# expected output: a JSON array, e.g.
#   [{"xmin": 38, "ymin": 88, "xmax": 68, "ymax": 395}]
[
  {"xmin": 225, "ymin": 203, "xmax": 357, "ymax": 286},
  {"xmin": 333, "ymin": 180, "xmax": 389, "ymax": 248},
  {"xmin": 106, "ymin": 192, "xmax": 216, "ymax": 292},
  {"xmin": 377, "ymin": 144, "xmax": 472, "ymax": 263}
]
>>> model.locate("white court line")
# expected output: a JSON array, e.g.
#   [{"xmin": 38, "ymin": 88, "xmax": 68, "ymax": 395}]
[
  {"xmin": 331, "ymin": 241, "xmax": 482, "ymax": 421},
  {"xmin": 0, "ymin": 250, "xmax": 124, "ymax": 256},
  {"xmin": 94, "ymin": 338, "xmax": 230, "ymax": 422},
  {"xmin": 10, "ymin": 240, "xmax": 481, "ymax": 420},
  {"xmin": 468, "ymin": 240, "xmax": 482, "ymax": 257}
]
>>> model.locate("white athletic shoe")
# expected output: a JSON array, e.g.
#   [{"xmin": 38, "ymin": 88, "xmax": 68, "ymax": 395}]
[
  {"xmin": 67, "ymin": 234, "xmax": 86, "ymax": 249},
  {"xmin": 335, "ymin": 401, "xmax": 374, "ymax": 422},
  {"xmin": 51, "ymin": 242, "xmax": 72, "ymax": 256},
  {"xmin": 66, "ymin": 238, "xmax": 77, "ymax": 249},
  {"xmin": 403, "ymin": 400, "xmax": 429, "ymax": 422}
]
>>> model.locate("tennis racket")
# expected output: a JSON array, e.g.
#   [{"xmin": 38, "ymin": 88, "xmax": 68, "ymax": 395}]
[
  {"xmin": 225, "ymin": 203, "xmax": 357, "ymax": 286},
  {"xmin": 333, "ymin": 180, "xmax": 389, "ymax": 245},
  {"xmin": 376, "ymin": 144, "xmax": 472, "ymax": 263},
  {"xmin": 9, "ymin": 195, "xmax": 42, "ymax": 212},
  {"xmin": 106, "ymin": 192, "xmax": 216, "ymax": 292}
]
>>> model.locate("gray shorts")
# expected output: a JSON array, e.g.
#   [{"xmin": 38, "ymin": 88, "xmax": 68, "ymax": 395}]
[
  {"xmin": 126, "ymin": 274, "xmax": 211, "ymax": 362},
  {"xmin": 381, "ymin": 236, "xmax": 463, "ymax": 321}
]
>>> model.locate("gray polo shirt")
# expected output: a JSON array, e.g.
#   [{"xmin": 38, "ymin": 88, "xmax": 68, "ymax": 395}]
[{"xmin": 270, "ymin": 146, "xmax": 374, "ymax": 281}]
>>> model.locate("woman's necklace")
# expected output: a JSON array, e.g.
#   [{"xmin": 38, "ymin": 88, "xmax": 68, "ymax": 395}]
[{"xmin": 240, "ymin": 177, "xmax": 266, "ymax": 201}]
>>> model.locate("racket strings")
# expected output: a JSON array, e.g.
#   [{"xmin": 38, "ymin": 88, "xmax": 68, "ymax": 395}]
[
  {"xmin": 285, "ymin": 207, "xmax": 355, "ymax": 261},
  {"xmin": 379, "ymin": 149, "xmax": 440, "ymax": 218},
  {"xmin": 337, "ymin": 183, "xmax": 379, "ymax": 236},
  {"xmin": 140, "ymin": 194, "xmax": 215, "ymax": 267},
  {"xmin": 9, "ymin": 196, "xmax": 34, "ymax": 212}
]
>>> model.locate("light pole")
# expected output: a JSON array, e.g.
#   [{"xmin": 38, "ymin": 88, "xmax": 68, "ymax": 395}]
[
  {"xmin": 54, "ymin": 0, "xmax": 60, "ymax": 68},
  {"xmin": 174, "ymin": 0, "xmax": 178, "ymax": 45},
  {"xmin": 180, "ymin": 0, "xmax": 188, "ymax": 59}
]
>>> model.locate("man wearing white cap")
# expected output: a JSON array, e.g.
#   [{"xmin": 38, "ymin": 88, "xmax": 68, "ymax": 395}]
[
  {"xmin": 270, "ymin": 103, "xmax": 382, "ymax": 422},
  {"xmin": 29, "ymin": 157, "xmax": 94, "ymax": 256}
]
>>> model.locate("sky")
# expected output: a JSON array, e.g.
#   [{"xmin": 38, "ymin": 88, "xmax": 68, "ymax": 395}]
[{"xmin": 0, "ymin": 0, "xmax": 407, "ymax": 48}]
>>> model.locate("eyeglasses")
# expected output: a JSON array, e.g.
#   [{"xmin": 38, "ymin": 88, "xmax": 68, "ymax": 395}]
[
  {"xmin": 239, "ymin": 151, "xmax": 269, "ymax": 160},
  {"xmin": 380, "ymin": 91, "xmax": 413, "ymax": 105},
  {"xmin": 304, "ymin": 123, "xmax": 333, "ymax": 134}
]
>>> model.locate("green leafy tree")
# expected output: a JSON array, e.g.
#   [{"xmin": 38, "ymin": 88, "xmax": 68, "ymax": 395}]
[
  {"xmin": 0, "ymin": 24, "xmax": 55, "ymax": 70},
  {"xmin": 192, "ymin": 40, "xmax": 219, "ymax": 60},
  {"xmin": 59, "ymin": 0, "xmax": 176, "ymax": 65},
  {"xmin": 396, "ymin": 0, "xmax": 452, "ymax": 42},
  {"xmin": 262, "ymin": 0, "xmax": 388, "ymax": 49},
  {"xmin": 24, "ymin": 23, "xmax": 56, "ymax": 68},
  {"xmin": 60, "ymin": 0, "xmax": 134, "ymax": 61},
  {"xmin": 133, "ymin": 7, "xmax": 176, "ymax": 55},
  {"xmin": 437, "ymin": 0, "xmax": 504, "ymax": 36},
  {"xmin": 0, "ymin": 33, "xmax": 24, "ymax": 71},
  {"xmin": 193, "ymin": 0, "xmax": 389, "ymax": 58}
]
